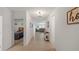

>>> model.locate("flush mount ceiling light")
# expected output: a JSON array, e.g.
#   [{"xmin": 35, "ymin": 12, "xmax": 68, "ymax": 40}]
[{"xmin": 36, "ymin": 10, "xmax": 45, "ymax": 17}]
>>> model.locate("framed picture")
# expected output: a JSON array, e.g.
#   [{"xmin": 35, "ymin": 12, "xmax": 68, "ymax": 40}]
[{"xmin": 67, "ymin": 7, "xmax": 79, "ymax": 25}]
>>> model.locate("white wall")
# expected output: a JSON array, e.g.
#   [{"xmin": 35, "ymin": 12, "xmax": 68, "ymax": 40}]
[
  {"xmin": 2, "ymin": 8, "xmax": 12, "ymax": 50},
  {"xmin": 53, "ymin": 7, "xmax": 79, "ymax": 51},
  {"xmin": 48, "ymin": 14, "xmax": 55, "ymax": 48},
  {"xmin": 12, "ymin": 11, "xmax": 26, "ymax": 20},
  {"xmin": 0, "ymin": 8, "xmax": 12, "ymax": 50},
  {"xmin": 0, "ymin": 8, "xmax": 4, "ymax": 50},
  {"xmin": 24, "ymin": 11, "xmax": 33, "ymax": 46}
]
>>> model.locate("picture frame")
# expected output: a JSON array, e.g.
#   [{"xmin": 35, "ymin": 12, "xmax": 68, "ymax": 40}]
[{"xmin": 67, "ymin": 7, "xmax": 79, "ymax": 25}]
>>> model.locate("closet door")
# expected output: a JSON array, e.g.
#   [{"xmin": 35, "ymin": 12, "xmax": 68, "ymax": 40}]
[{"xmin": 0, "ymin": 16, "xmax": 2, "ymax": 50}]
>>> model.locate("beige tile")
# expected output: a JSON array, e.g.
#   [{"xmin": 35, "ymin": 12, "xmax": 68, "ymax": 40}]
[
  {"xmin": 8, "ymin": 40, "xmax": 56, "ymax": 51},
  {"xmin": 7, "ymin": 32, "xmax": 56, "ymax": 51}
]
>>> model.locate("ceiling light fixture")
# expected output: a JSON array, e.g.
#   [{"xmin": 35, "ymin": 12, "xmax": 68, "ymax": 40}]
[{"xmin": 36, "ymin": 10, "xmax": 44, "ymax": 16}]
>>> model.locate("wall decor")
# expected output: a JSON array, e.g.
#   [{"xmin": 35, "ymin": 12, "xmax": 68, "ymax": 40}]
[{"xmin": 67, "ymin": 7, "xmax": 79, "ymax": 24}]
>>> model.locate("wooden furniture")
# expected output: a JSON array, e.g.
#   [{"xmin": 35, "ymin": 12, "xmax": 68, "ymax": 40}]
[{"xmin": 14, "ymin": 27, "xmax": 24, "ymax": 40}]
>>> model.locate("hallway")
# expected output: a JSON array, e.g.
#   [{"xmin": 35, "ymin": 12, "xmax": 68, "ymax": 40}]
[{"xmin": 7, "ymin": 32, "xmax": 56, "ymax": 51}]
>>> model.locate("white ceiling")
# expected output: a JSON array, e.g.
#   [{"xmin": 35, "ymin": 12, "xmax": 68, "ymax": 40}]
[
  {"xmin": 8, "ymin": 7, "xmax": 27, "ymax": 11},
  {"xmin": 28, "ymin": 8, "xmax": 55, "ymax": 23},
  {"xmin": 8, "ymin": 7, "xmax": 55, "ymax": 23},
  {"xmin": 8, "ymin": 7, "xmax": 55, "ymax": 11}
]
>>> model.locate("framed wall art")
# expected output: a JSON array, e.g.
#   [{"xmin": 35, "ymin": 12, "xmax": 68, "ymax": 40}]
[{"xmin": 67, "ymin": 7, "xmax": 79, "ymax": 25}]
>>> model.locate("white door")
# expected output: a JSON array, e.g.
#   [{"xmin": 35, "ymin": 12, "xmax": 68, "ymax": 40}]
[{"xmin": 0, "ymin": 16, "xmax": 2, "ymax": 50}]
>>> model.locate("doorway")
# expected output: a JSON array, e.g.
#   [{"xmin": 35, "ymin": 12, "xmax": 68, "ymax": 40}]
[
  {"xmin": 34, "ymin": 21, "xmax": 49, "ymax": 41},
  {"xmin": 27, "ymin": 8, "xmax": 55, "ymax": 50},
  {"xmin": 14, "ymin": 19, "xmax": 24, "ymax": 46},
  {"xmin": 12, "ymin": 10, "xmax": 26, "ymax": 48}
]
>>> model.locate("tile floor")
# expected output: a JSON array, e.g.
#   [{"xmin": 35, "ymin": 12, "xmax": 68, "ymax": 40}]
[{"xmin": 7, "ymin": 32, "xmax": 56, "ymax": 51}]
